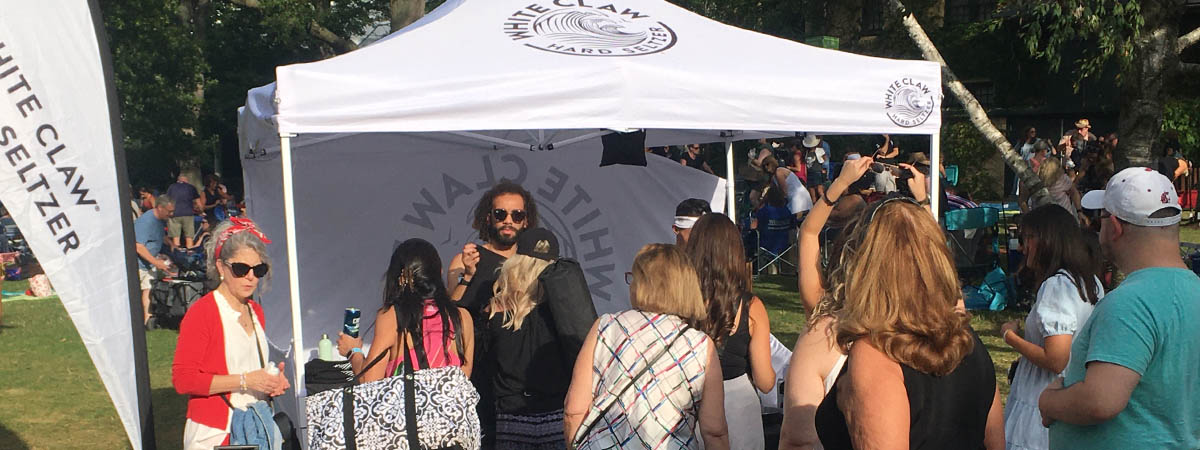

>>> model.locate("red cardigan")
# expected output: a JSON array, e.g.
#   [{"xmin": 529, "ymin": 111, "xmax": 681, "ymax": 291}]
[{"xmin": 172, "ymin": 292, "xmax": 267, "ymax": 429}]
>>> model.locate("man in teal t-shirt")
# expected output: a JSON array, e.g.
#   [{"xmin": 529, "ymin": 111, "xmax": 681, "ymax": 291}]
[{"xmin": 1040, "ymin": 167, "xmax": 1200, "ymax": 449}]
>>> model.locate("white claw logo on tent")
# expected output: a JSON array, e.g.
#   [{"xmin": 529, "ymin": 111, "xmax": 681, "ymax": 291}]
[
  {"xmin": 502, "ymin": 2, "xmax": 677, "ymax": 57},
  {"xmin": 884, "ymin": 77, "xmax": 937, "ymax": 128}
]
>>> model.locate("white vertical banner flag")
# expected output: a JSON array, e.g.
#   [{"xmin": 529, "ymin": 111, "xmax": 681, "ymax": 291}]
[{"xmin": 0, "ymin": 2, "xmax": 150, "ymax": 449}]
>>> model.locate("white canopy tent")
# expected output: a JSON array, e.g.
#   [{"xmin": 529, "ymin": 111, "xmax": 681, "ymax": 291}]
[{"xmin": 238, "ymin": 0, "xmax": 942, "ymax": 434}]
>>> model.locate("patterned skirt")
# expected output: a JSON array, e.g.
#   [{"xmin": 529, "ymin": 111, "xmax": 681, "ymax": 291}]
[{"xmin": 495, "ymin": 409, "xmax": 566, "ymax": 450}]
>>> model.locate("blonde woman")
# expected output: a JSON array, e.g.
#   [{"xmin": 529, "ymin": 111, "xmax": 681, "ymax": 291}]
[
  {"xmin": 565, "ymin": 244, "xmax": 729, "ymax": 450},
  {"xmin": 780, "ymin": 156, "xmax": 879, "ymax": 449},
  {"xmin": 1019, "ymin": 157, "xmax": 1082, "ymax": 221},
  {"xmin": 486, "ymin": 228, "xmax": 575, "ymax": 450},
  {"xmin": 812, "ymin": 186, "xmax": 1005, "ymax": 449}
]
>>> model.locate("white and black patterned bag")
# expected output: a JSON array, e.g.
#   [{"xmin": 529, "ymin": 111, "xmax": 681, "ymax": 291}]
[
  {"xmin": 306, "ymin": 327, "xmax": 480, "ymax": 450},
  {"xmin": 306, "ymin": 366, "xmax": 480, "ymax": 449}
]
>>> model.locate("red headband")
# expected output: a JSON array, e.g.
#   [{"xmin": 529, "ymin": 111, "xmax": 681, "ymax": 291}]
[{"xmin": 214, "ymin": 217, "xmax": 272, "ymax": 259}]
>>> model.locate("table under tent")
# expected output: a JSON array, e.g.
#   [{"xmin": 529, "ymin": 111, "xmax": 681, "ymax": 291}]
[{"xmin": 236, "ymin": 0, "xmax": 944, "ymax": 437}]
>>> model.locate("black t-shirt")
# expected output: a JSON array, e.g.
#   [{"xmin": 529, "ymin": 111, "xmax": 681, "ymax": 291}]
[
  {"xmin": 679, "ymin": 152, "xmax": 706, "ymax": 170},
  {"xmin": 815, "ymin": 329, "xmax": 995, "ymax": 450},
  {"xmin": 488, "ymin": 304, "xmax": 572, "ymax": 414},
  {"xmin": 458, "ymin": 245, "xmax": 506, "ymax": 317},
  {"xmin": 460, "ymin": 245, "xmax": 506, "ymax": 444}
]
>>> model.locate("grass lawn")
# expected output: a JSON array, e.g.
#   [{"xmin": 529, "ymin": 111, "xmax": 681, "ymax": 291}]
[{"xmin": 0, "ymin": 287, "xmax": 186, "ymax": 450}]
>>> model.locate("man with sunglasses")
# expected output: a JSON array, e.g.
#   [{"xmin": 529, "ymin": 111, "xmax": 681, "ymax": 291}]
[
  {"xmin": 447, "ymin": 180, "xmax": 539, "ymax": 446},
  {"xmin": 448, "ymin": 180, "xmax": 539, "ymax": 313},
  {"xmin": 1039, "ymin": 167, "xmax": 1200, "ymax": 450}
]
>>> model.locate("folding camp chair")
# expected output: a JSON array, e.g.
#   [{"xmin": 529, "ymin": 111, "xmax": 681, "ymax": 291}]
[
  {"xmin": 750, "ymin": 213, "xmax": 798, "ymax": 277},
  {"xmin": 944, "ymin": 207, "xmax": 1000, "ymax": 280}
]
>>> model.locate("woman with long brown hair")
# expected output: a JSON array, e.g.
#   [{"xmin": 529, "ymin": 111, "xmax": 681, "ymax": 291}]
[
  {"xmin": 685, "ymin": 213, "xmax": 775, "ymax": 449},
  {"xmin": 809, "ymin": 159, "xmax": 1005, "ymax": 449},
  {"xmin": 1000, "ymin": 204, "xmax": 1102, "ymax": 450}
]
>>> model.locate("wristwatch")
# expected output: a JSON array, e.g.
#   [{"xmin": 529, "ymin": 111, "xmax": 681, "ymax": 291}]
[{"xmin": 457, "ymin": 273, "xmax": 472, "ymax": 286}]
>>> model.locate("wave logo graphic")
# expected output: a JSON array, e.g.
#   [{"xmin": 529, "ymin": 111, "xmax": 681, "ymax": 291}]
[
  {"xmin": 503, "ymin": 3, "xmax": 677, "ymax": 57},
  {"xmin": 884, "ymin": 78, "xmax": 937, "ymax": 128}
]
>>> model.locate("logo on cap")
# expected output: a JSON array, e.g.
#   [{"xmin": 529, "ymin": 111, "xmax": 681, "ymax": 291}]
[
  {"xmin": 502, "ymin": 2, "xmax": 677, "ymax": 57},
  {"xmin": 1162, "ymin": 192, "xmax": 1170, "ymax": 204}
]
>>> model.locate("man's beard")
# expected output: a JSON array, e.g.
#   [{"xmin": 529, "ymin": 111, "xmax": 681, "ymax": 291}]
[{"xmin": 488, "ymin": 223, "xmax": 520, "ymax": 246}]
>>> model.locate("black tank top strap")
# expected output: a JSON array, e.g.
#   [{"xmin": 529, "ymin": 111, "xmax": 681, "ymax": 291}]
[{"xmin": 719, "ymin": 292, "xmax": 753, "ymax": 380}]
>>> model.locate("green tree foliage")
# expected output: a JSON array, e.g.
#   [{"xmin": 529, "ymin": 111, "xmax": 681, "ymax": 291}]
[
  {"xmin": 104, "ymin": 0, "xmax": 210, "ymax": 188},
  {"xmin": 103, "ymin": 0, "xmax": 396, "ymax": 190},
  {"xmin": 943, "ymin": 121, "xmax": 1001, "ymax": 200},
  {"xmin": 998, "ymin": 0, "xmax": 1144, "ymax": 86}
]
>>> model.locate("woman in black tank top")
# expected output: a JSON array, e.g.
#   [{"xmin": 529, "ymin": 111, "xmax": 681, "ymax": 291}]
[
  {"xmin": 794, "ymin": 163, "xmax": 1004, "ymax": 450},
  {"xmin": 684, "ymin": 213, "xmax": 776, "ymax": 449}
]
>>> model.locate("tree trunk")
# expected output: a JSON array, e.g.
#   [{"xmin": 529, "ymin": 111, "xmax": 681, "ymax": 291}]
[
  {"xmin": 391, "ymin": 0, "xmax": 426, "ymax": 32},
  {"xmin": 1115, "ymin": 0, "xmax": 1181, "ymax": 170},
  {"xmin": 888, "ymin": 0, "xmax": 1049, "ymax": 204}
]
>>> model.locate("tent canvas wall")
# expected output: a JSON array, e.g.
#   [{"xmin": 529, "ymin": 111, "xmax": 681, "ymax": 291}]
[{"xmin": 239, "ymin": 0, "xmax": 943, "ymax": 433}]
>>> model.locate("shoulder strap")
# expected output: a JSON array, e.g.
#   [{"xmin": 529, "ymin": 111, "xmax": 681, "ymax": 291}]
[
  {"xmin": 354, "ymin": 347, "xmax": 391, "ymax": 381},
  {"xmin": 574, "ymin": 315, "xmax": 694, "ymax": 446},
  {"xmin": 402, "ymin": 337, "xmax": 421, "ymax": 450}
]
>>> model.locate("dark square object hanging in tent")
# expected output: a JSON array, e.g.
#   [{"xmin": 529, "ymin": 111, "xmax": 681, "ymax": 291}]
[{"xmin": 600, "ymin": 130, "xmax": 648, "ymax": 167}]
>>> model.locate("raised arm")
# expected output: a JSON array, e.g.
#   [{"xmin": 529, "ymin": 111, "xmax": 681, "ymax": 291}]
[
  {"xmin": 447, "ymin": 244, "xmax": 478, "ymax": 302},
  {"xmin": 798, "ymin": 157, "xmax": 874, "ymax": 313}
]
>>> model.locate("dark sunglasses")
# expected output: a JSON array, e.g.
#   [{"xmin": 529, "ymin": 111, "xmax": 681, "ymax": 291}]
[
  {"xmin": 491, "ymin": 208, "xmax": 527, "ymax": 223},
  {"xmin": 225, "ymin": 261, "xmax": 269, "ymax": 278}
]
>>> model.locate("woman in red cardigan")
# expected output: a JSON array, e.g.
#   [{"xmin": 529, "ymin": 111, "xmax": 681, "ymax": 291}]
[{"xmin": 172, "ymin": 218, "xmax": 289, "ymax": 450}]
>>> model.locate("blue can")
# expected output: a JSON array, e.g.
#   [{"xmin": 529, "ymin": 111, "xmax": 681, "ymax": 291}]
[{"xmin": 343, "ymin": 308, "xmax": 361, "ymax": 338}]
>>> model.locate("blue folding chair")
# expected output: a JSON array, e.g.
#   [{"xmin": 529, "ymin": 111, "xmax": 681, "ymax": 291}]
[{"xmin": 944, "ymin": 207, "xmax": 1000, "ymax": 278}]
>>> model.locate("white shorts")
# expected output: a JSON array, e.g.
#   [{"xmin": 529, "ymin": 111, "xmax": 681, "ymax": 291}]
[{"xmin": 138, "ymin": 268, "xmax": 157, "ymax": 291}]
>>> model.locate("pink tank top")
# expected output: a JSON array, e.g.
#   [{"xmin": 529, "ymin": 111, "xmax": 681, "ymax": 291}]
[{"xmin": 386, "ymin": 301, "xmax": 462, "ymax": 376}]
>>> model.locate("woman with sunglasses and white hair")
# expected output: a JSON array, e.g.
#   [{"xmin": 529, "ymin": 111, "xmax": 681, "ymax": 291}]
[{"xmin": 172, "ymin": 218, "xmax": 290, "ymax": 450}]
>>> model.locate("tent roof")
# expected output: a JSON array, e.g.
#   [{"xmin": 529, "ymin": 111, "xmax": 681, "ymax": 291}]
[{"xmin": 244, "ymin": 0, "xmax": 943, "ymax": 146}]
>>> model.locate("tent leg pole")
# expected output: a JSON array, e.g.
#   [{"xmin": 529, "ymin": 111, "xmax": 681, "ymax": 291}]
[
  {"xmin": 280, "ymin": 134, "xmax": 307, "ymax": 433},
  {"xmin": 725, "ymin": 140, "xmax": 736, "ymax": 225},
  {"xmin": 930, "ymin": 134, "xmax": 941, "ymax": 220}
]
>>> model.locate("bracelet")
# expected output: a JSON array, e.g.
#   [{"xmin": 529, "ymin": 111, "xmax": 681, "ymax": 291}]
[
  {"xmin": 821, "ymin": 194, "xmax": 838, "ymax": 207},
  {"xmin": 351, "ymin": 347, "xmax": 364, "ymax": 357},
  {"xmin": 917, "ymin": 197, "xmax": 931, "ymax": 206},
  {"xmin": 239, "ymin": 373, "xmax": 247, "ymax": 392}
]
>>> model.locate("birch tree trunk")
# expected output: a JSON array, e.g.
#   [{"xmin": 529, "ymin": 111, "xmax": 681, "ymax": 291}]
[
  {"xmin": 1115, "ymin": 0, "xmax": 1181, "ymax": 169},
  {"xmin": 391, "ymin": 0, "xmax": 426, "ymax": 32},
  {"xmin": 889, "ymin": 0, "xmax": 1049, "ymax": 205}
]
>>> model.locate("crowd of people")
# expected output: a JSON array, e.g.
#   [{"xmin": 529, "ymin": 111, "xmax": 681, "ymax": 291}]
[
  {"xmin": 151, "ymin": 132, "xmax": 1197, "ymax": 449},
  {"xmin": 133, "ymin": 173, "xmax": 238, "ymax": 328},
  {"xmin": 1014, "ymin": 120, "xmax": 1194, "ymax": 223}
]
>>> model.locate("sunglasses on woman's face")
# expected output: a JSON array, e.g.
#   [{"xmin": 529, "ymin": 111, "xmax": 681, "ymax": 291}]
[
  {"xmin": 225, "ymin": 261, "xmax": 269, "ymax": 278},
  {"xmin": 491, "ymin": 208, "xmax": 527, "ymax": 223}
]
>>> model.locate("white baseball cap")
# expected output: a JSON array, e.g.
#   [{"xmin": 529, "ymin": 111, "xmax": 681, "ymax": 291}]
[{"xmin": 1081, "ymin": 167, "xmax": 1181, "ymax": 226}]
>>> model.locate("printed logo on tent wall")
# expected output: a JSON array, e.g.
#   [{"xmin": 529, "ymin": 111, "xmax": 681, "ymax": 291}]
[
  {"xmin": 884, "ymin": 78, "xmax": 937, "ymax": 128},
  {"xmin": 502, "ymin": 1, "xmax": 678, "ymax": 57},
  {"xmin": 400, "ymin": 152, "xmax": 620, "ymax": 305}
]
